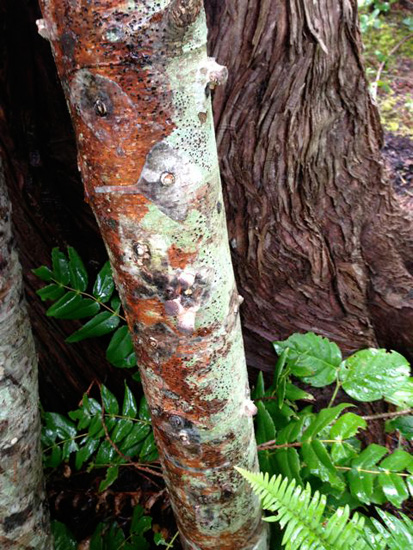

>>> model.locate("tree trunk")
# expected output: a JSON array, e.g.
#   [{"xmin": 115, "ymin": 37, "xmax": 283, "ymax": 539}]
[
  {"xmin": 0, "ymin": 158, "xmax": 52, "ymax": 548},
  {"xmin": 38, "ymin": 1, "xmax": 267, "ymax": 549},
  {"xmin": 206, "ymin": 0, "xmax": 413, "ymax": 371}
]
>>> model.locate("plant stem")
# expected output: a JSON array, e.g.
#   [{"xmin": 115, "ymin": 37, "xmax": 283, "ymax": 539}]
[
  {"xmin": 327, "ymin": 380, "xmax": 341, "ymax": 408},
  {"xmin": 362, "ymin": 408, "xmax": 413, "ymax": 421},
  {"xmin": 166, "ymin": 531, "xmax": 179, "ymax": 550},
  {"xmin": 335, "ymin": 466, "xmax": 410, "ymax": 477}
]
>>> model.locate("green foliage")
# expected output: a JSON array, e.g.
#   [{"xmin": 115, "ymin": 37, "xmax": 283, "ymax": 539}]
[
  {"xmin": 358, "ymin": 0, "xmax": 396, "ymax": 33},
  {"xmin": 51, "ymin": 506, "xmax": 172, "ymax": 550},
  {"xmin": 236, "ymin": 469, "xmax": 369, "ymax": 550},
  {"xmin": 42, "ymin": 383, "xmax": 156, "ymax": 488},
  {"xmin": 33, "ymin": 247, "xmax": 137, "ymax": 369},
  {"xmin": 370, "ymin": 509, "xmax": 413, "ymax": 549}
]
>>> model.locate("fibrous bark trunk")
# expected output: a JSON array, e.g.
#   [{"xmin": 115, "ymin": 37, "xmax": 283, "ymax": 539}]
[
  {"xmin": 0, "ymin": 158, "xmax": 52, "ymax": 548},
  {"xmin": 38, "ymin": 1, "xmax": 267, "ymax": 549},
  {"xmin": 206, "ymin": 0, "xmax": 413, "ymax": 371}
]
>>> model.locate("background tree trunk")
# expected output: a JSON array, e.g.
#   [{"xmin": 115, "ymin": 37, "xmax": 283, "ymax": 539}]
[
  {"xmin": 0, "ymin": 0, "xmax": 412, "ymax": 413},
  {"xmin": 205, "ymin": 0, "xmax": 413, "ymax": 371},
  {"xmin": 38, "ymin": 1, "xmax": 267, "ymax": 548},
  {"xmin": 0, "ymin": 158, "xmax": 52, "ymax": 548}
]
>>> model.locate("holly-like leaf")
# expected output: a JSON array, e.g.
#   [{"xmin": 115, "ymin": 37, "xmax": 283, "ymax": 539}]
[
  {"xmin": 118, "ymin": 423, "xmax": 151, "ymax": 453},
  {"xmin": 273, "ymin": 332, "xmax": 341, "ymax": 387},
  {"xmin": 43, "ymin": 412, "xmax": 77, "ymax": 440},
  {"xmin": 378, "ymin": 473, "xmax": 409, "ymax": 508},
  {"xmin": 110, "ymin": 419, "xmax": 134, "ymax": 444},
  {"xmin": 339, "ymin": 349, "xmax": 410, "ymax": 402},
  {"xmin": 330, "ymin": 413, "xmax": 367, "ymax": 440},
  {"xmin": 75, "ymin": 437, "xmax": 100, "ymax": 470},
  {"xmin": 122, "ymin": 384, "xmax": 137, "ymax": 418},
  {"xmin": 95, "ymin": 440, "xmax": 116, "ymax": 465},
  {"xmin": 93, "ymin": 261, "xmax": 115, "ymax": 303},
  {"xmin": 139, "ymin": 397, "xmax": 151, "ymax": 422},
  {"xmin": 106, "ymin": 326, "xmax": 137, "ymax": 368},
  {"xmin": 67, "ymin": 247, "xmax": 88, "ymax": 292},
  {"xmin": 101, "ymin": 385, "xmax": 119, "ymax": 415},
  {"xmin": 386, "ymin": 379, "xmax": 413, "ymax": 408},
  {"xmin": 52, "ymin": 248, "xmax": 70, "ymax": 285},
  {"xmin": 46, "ymin": 292, "xmax": 100, "ymax": 319},
  {"xmin": 66, "ymin": 311, "xmax": 119, "ymax": 343},
  {"xmin": 380, "ymin": 450, "xmax": 413, "ymax": 473}
]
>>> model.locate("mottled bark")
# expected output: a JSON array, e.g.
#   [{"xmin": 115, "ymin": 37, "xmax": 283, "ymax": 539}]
[
  {"xmin": 206, "ymin": 0, "xmax": 413, "ymax": 371},
  {"xmin": 0, "ymin": 159, "xmax": 52, "ymax": 548},
  {"xmin": 38, "ymin": 1, "xmax": 266, "ymax": 549}
]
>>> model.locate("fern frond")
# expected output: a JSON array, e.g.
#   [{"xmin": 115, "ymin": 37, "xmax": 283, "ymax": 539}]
[
  {"xmin": 371, "ymin": 509, "xmax": 413, "ymax": 550},
  {"xmin": 236, "ymin": 468, "xmax": 370, "ymax": 550}
]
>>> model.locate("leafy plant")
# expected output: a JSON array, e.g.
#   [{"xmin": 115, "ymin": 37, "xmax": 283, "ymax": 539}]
[
  {"xmin": 33, "ymin": 247, "xmax": 136, "ymax": 369},
  {"xmin": 42, "ymin": 383, "xmax": 158, "ymax": 490},
  {"xmin": 236, "ymin": 468, "xmax": 369, "ymax": 550}
]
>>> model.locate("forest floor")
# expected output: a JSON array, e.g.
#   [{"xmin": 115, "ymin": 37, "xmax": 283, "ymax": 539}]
[{"xmin": 363, "ymin": 6, "xmax": 413, "ymax": 202}]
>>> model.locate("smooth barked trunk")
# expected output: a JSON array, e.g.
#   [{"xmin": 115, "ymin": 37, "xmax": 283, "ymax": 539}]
[
  {"xmin": 206, "ymin": 0, "xmax": 413, "ymax": 371},
  {"xmin": 38, "ymin": 1, "xmax": 267, "ymax": 549},
  {"xmin": 0, "ymin": 158, "xmax": 52, "ymax": 548}
]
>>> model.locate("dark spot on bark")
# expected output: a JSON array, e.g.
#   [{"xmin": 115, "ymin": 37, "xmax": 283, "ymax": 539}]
[
  {"xmin": 61, "ymin": 31, "xmax": 76, "ymax": 58},
  {"xmin": 217, "ymin": 201, "xmax": 222, "ymax": 214},
  {"xmin": 205, "ymin": 84, "xmax": 211, "ymax": 98},
  {"xmin": 94, "ymin": 99, "xmax": 107, "ymax": 117},
  {"xmin": 170, "ymin": 415, "xmax": 185, "ymax": 428},
  {"xmin": 198, "ymin": 112, "xmax": 207, "ymax": 123},
  {"xmin": 3, "ymin": 507, "xmax": 31, "ymax": 532}
]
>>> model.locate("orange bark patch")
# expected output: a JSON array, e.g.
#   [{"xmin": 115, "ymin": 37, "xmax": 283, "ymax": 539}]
[
  {"xmin": 167, "ymin": 244, "xmax": 197, "ymax": 269},
  {"xmin": 134, "ymin": 298, "xmax": 165, "ymax": 326}
]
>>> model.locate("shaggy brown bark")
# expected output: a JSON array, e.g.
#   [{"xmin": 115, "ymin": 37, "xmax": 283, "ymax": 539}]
[{"xmin": 206, "ymin": 0, "xmax": 413, "ymax": 371}]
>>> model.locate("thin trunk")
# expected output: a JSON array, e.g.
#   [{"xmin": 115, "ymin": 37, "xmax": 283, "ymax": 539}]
[
  {"xmin": 206, "ymin": 0, "xmax": 413, "ymax": 371},
  {"xmin": 0, "ymin": 158, "xmax": 52, "ymax": 548},
  {"xmin": 38, "ymin": 1, "xmax": 267, "ymax": 549}
]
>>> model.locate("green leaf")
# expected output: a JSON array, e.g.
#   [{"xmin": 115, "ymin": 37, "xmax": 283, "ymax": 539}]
[
  {"xmin": 252, "ymin": 371, "xmax": 265, "ymax": 400},
  {"xmin": 110, "ymin": 419, "xmax": 134, "ymax": 444},
  {"xmin": 52, "ymin": 248, "xmax": 70, "ymax": 285},
  {"xmin": 273, "ymin": 332, "xmax": 341, "ymax": 387},
  {"xmin": 95, "ymin": 440, "xmax": 116, "ymax": 465},
  {"xmin": 255, "ymin": 401, "xmax": 276, "ymax": 445},
  {"xmin": 75, "ymin": 437, "xmax": 100, "ymax": 470},
  {"xmin": 106, "ymin": 326, "xmax": 137, "ymax": 368},
  {"xmin": 122, "ymin": 384, "xmax": 137, "ymax": 418},
  {"xmin": 274, "ymin": 448, "xmax": 302, "ymax": 483},
  {"xmin": 44, "ymin": 412, "xmax": 77, "ymax": 440},
  {"xmin": 339, "ymin": 349, "xmax": 410, "ymax": 402},
  {"xmin": 139, "ymin": 397, "xmax": 151, "ymax": 422},
  {"xmin": 378, "ymin": 473, "xmax": 409, "ymax": 508},
  {"xmin": 380, "ymin": 450, "xmax": 413, "ymax": 472},
  {"xmin": 67, "ymin": 247, "xmax": 88, "ymax": 292},
  {"xmin": 302, "ymin": 403, "xmax": 351, "ymax": 441},
  {"xmin": 386, "ymin": 415, "xmax": 413, "ymax": 440},
  {"xmin": 140, "ymin": 432, "xmax": 158, "ymax": 462},
  {"xmin": 51, "ymin": 521, "xmax": 77, "ymax": 550},
  {"xmin": 36, "ymin": 284, "xmax": 65, "ymax": 302},
  {"xmin": 386, "ymin": 379, "xmax": 413, "ymax": 408},
  {"xmin": 101, "ymin": 385, "xmax": 119, "ymax": 415},
  {"xmin": 46, "ymin": 292, "xmax": 100, "ymax": 319},
  {"xmin": 46, "ymin": 445, "xmax": 63, "ymax": 468},
  {"xmin": 301, "ymin": 440, "xmax": 345, "ymax": 490},
  {"xmin": 93, "ymin": 261, "xmax": 115, "ymax": 303},
  {"xmin": 330, "ymin": 413, "xmax": 367, "ymax": 440},
  {"xmin": 66, "ymin": 311, "xmax": 119, "ymax": 343},
  {"xmin": 285, "ymin": 383, "xmax": 314, "ymax": 402},
  {"xmin": 119, "ymin": 423, "xmax": 151, "ymax": 453},
  {"xmin": 131, "ymin": 505, "xmax": 152, "ymax": 535},
  {"xmin": 352, "ymin": 444, "xmax": 388, "ymax": 468},
  {"xmin": 99, "ymin": 466, "xmax": 119, "ymax": 492},
  {"xmin": 32, "ymin": 265, "xmax": 54, "ymax": 282}
]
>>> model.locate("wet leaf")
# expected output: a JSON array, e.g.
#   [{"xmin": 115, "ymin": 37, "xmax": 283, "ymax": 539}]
[
  {"xmin": 301, "ymin": 403, "xmax": 351, "ymax": 441},
  {"xmin": 66, "ymin": 311, "xmax": 119, "ymax": 343},
  {"xmin": 110, "ymin": 419, "xmax": 134, "ymax": 444},
  {"xmin": 46, "ymin": 292, "xmax": 100, "ymax": 319},
  {"xmin": 36, "ymin": 284, "xmax": 65, "ymax": 302},
  {"xmin": 99, "ymin": 466, "xmax": 119, "ymax": 492},
  {"xmin": 386, "ymin": 415, "xmax": 413, "ymax": 440},
  {"xmin": 93, "ymin": 261, "xmax": 115, "ymax": 303},
  {"xmin": 51, "ymin": 521, "xmax": 77, "ymax": 550},
  {"xmin": 330, "ymin": 413, "xmax": 367, "ymax": 440},
  {"xmin": 95, "ymin": 440, "xmax": 116, "ymax": 465},
  {"xmin": 101, "ymin": 385, "xmax": 119, "ymax": 414},
  {"xmin": 378, "ymin": 473, "xmax": 409, "ymax": 508},
  {"xmin": 122, "ymin": 384, "xmax": 137, "ymax": 418},
  {"xmin": 106, "ymin": 326, "xmax": 137, "ymax": 368},
  {"xmin": 67, "ymin": 246, "xmax": 88, "ymax": 291},
  {"xmin": 339, "ymin": 349, "xmax": 410, "ymax": 402},
  {"xmin": 75, "ymin": 437, "xmax": 100, "ymax": 470},
  {"xmin": 32, "ymin": 265, "xmax": 54, "ymax": 282},
  {"xmin": 52, "ymin": 248, "xmax": 70, "ymax": 285}
]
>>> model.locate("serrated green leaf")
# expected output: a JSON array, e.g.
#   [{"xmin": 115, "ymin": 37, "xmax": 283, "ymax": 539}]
[
  {"xmin": 52, "ymin": 248, "xmax": 71, "ymax": 285},
  {"xmin": 302, "ymin": 403, "xmax": 351, "ymax": 441},
  {"xmin": 386, "ymin": 379, "xmax": 413, "ymax": 408},
  {"xmin": 95, "ymin": 440, "xmax": 116, "ymax": 465},
  {"xmin": 93, "ymin": 261, "xmax": 115, "ymax": 303},
  {"xmin": 88, "ymin": 414, "xmax": 104, "ymax": 438},
  {"xmin": 378, "ymin": 473, "xmax": 409, "ymax": 508},
  {"xmin": 331, "ymin": 441, "xmax": 358, "ymax": 465},
  {"xmin": 46, "ymin": 292, "xmax": 100, "ymax": 319},
  {"xmin": 340, "ymin": 349, "xmax": 410, "ymax": 402},
  {"xmin": 32, "ymin": 265, "xmax": 54, "ymax": 282},
  {"xmin": 352, "ymin": 444, "xmax": 388, "ymax": 468},
  {"xmin": 36, "ymin": 284, "xmax": 65, "ymax": 301},
  {"xmin": 106, "ymin": 326, "xmax": 137, "ymax": 368},
  {"xmin": 380, "ymin": 450, "xmax": 413, "ymax": 472},
  {"xmin": 75, "ymin": 437, "xmax": 100, "ymax": 470},
  {"xmin": 301, "ymin": 440, "xmax": 345, "ymax": 490},
  {"xmin": 386, "ymin": 415, "xmax": 413, "ymax": 440},
  {"xmin": 122, "ymin": 384, "xmax": 137, "ymax": 418},
  {"xmin": 330, "ymin": 413, "xmax": 367, "ymax": 440},
  {"xmin": 66, "ymin": 311, "xmax": 119, "ymax": 343},
  {"xmin": 101, "ymin": 385, "xmax": 119, "ymax": 415},
  {"xmin": 273, "ymin": 332, "xmax": 341, "ymax": 387},
  {"xmin": 99, "ymin": 466, "xmax": 119, "ymax": 492},
  {"xmin": 67, "ymin": 247, "xmax": 88, "ymax": 292},
  {"xmin": 51, "ymin": 521, "xmax": 77, "ymax": 550}
]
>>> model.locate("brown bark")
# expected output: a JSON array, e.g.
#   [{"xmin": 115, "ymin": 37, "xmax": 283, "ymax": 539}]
[{"xmin": 206, "ymin": 0, "xmax": 413, "ymax": 371}]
